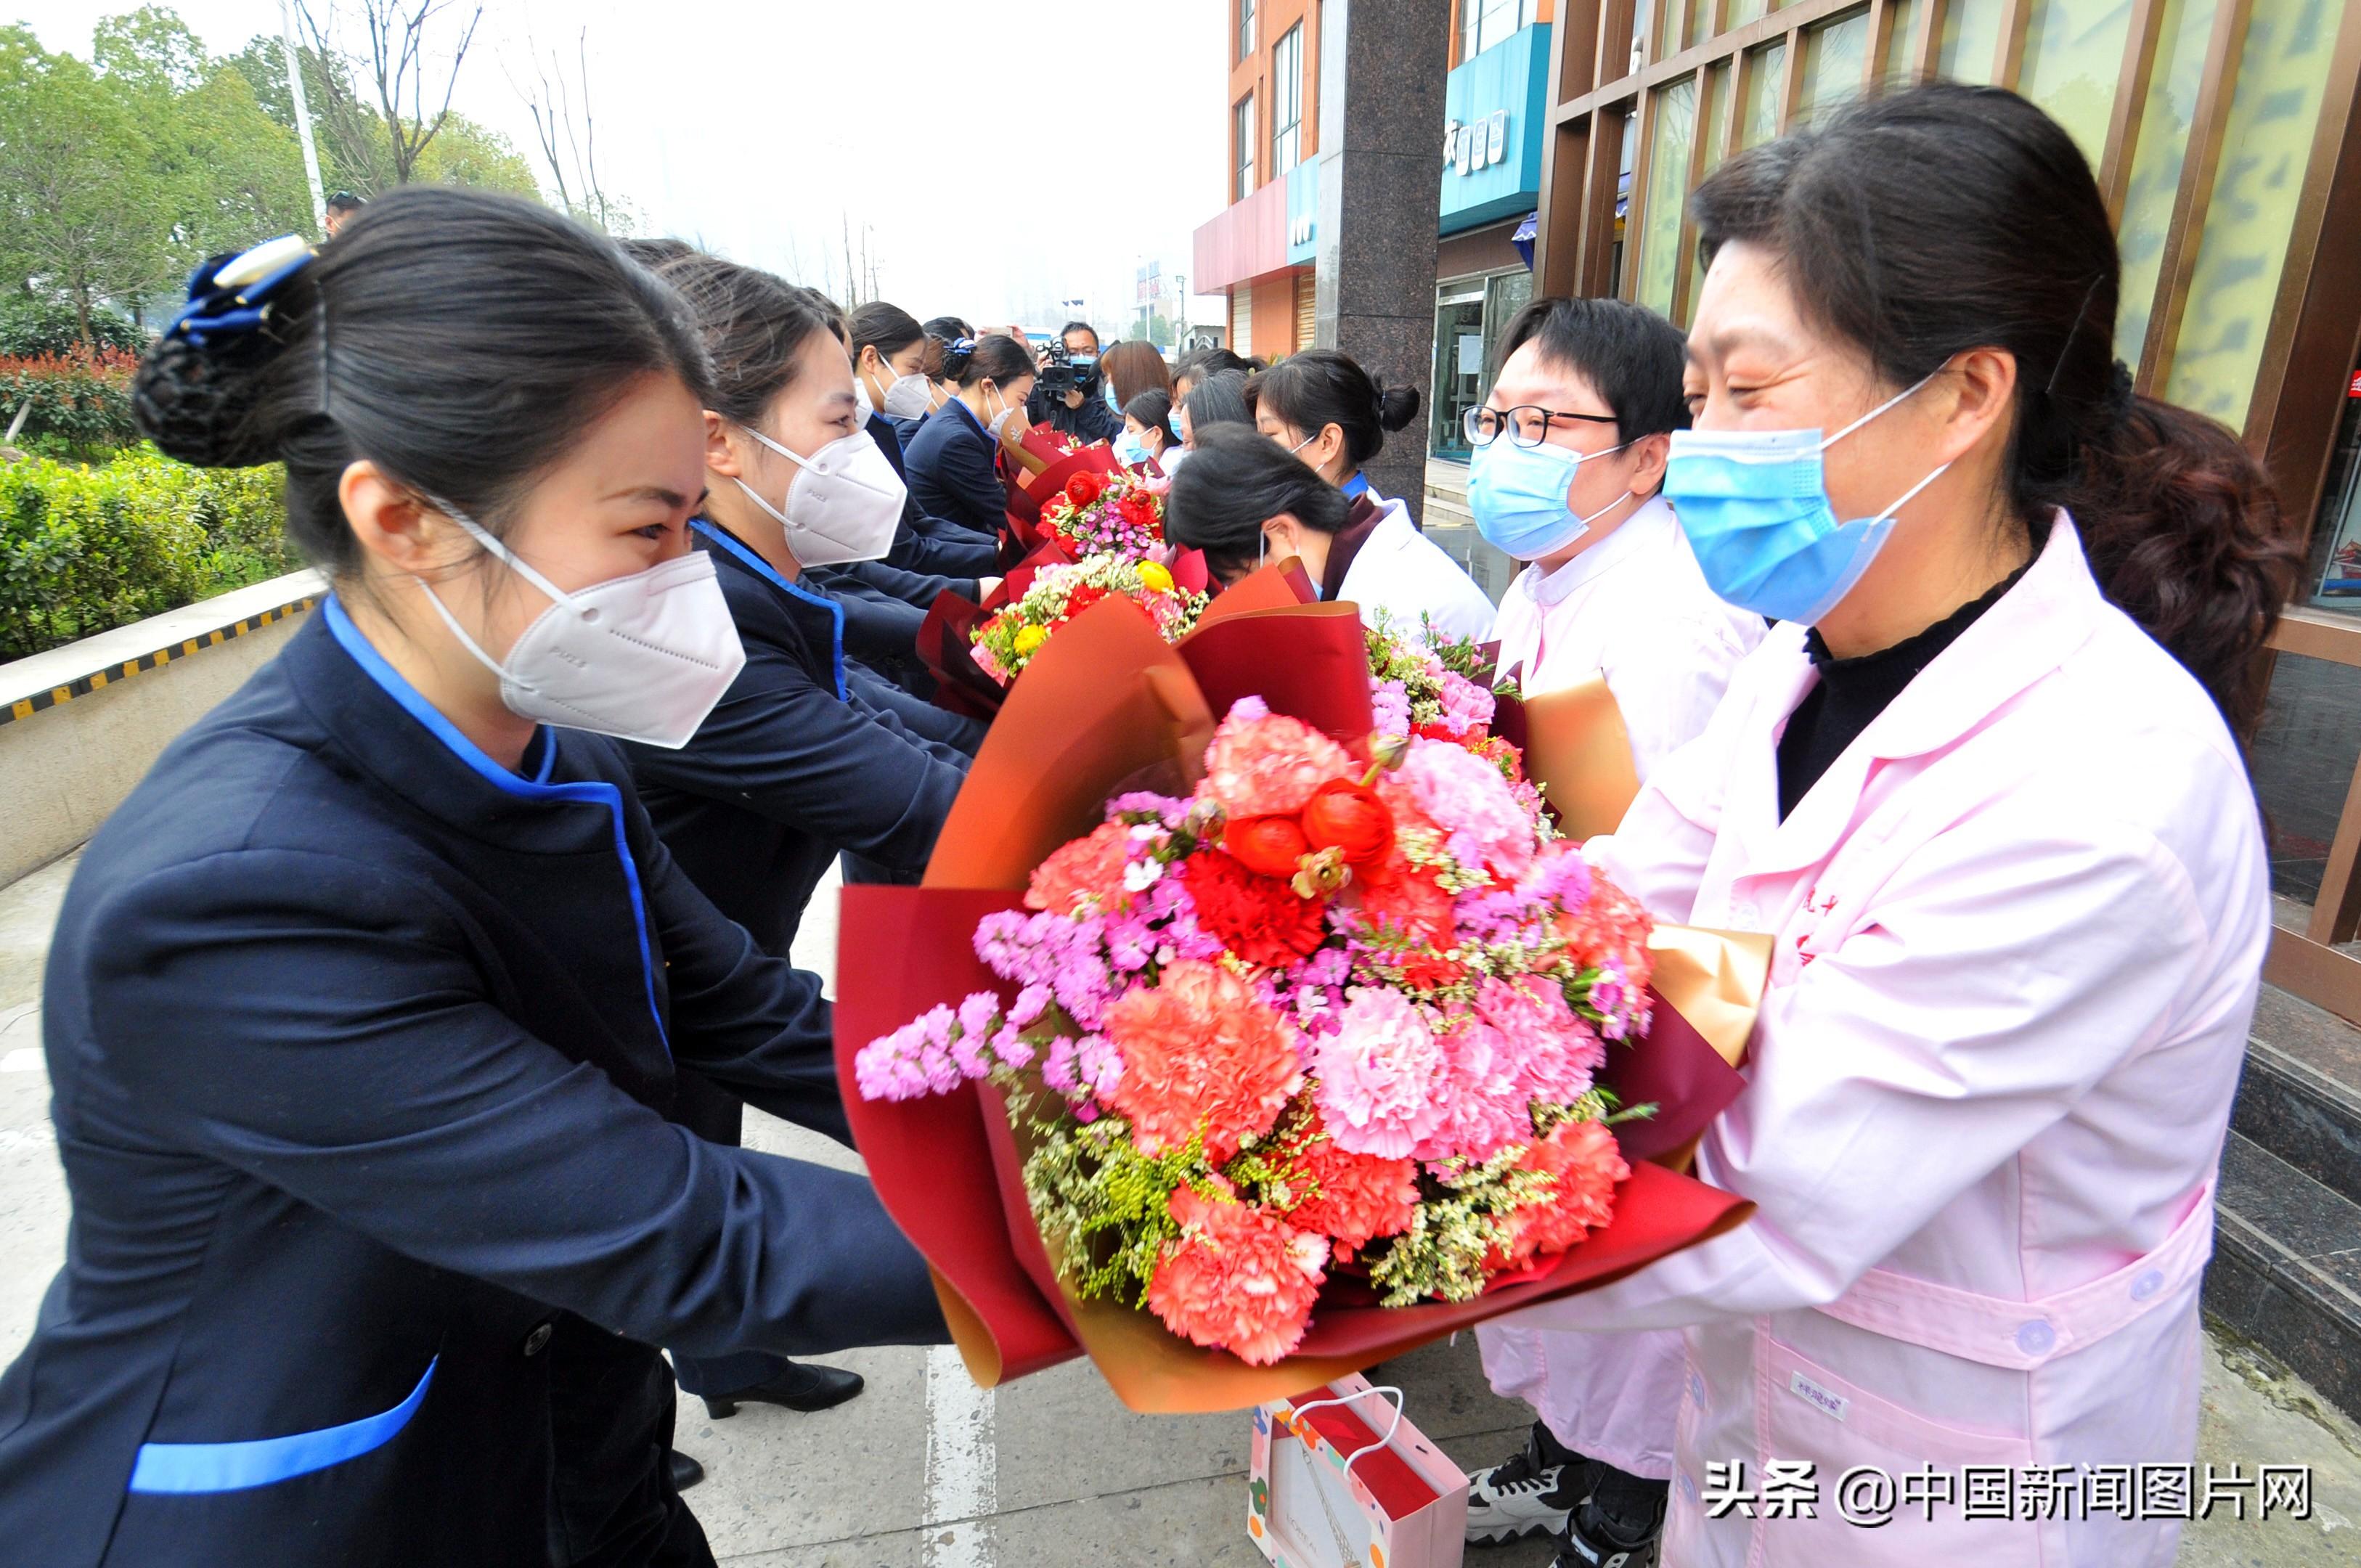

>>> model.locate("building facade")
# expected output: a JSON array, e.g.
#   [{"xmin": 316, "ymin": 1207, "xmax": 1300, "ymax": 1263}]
[{"xmin": 1193, "ymin": 1, "xmax": 1557, "ymax": 385}]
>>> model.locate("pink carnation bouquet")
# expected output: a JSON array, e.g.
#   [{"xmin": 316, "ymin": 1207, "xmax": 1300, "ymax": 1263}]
[{"xmin": 856, "ymin": 693, "xmax": 1658, "ymax": 1365}]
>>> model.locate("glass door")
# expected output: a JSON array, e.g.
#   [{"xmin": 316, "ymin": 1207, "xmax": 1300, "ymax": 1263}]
[{"xmin": 1431, "ymin": 285, "xmax": 1488, "ymax": 462}]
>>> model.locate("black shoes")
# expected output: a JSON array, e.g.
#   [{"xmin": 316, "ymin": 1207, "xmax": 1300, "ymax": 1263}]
[
  {"xmin": 1465, "ymin": 1422, "xmax": 1587, "ymax": 1545},
  {"xmin": 702, "ymin": 1359, "xmax": 866, "ymax": 1418},
  {"xmin": 668, "ymin": 1450, "xmax": 706, "ymax": 1493},
  {"xmin": 1551, "ymin": 1474, "xmax": 1668, "ymax": 1568}
]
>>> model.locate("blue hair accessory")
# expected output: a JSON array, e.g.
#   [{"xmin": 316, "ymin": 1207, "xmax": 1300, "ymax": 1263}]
[{"xmin": 166, "ymin": 234, "xmax": 315, "ymax": 348}]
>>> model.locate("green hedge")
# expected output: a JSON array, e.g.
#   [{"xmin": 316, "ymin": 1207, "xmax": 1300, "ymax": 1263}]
[
  {"xmin": 1, "ymin": 350, "xmax": 141, "ymax": 460},
  {"xmin": 0, "ymin": 446, "xmax": 298, "ymax": 661}
]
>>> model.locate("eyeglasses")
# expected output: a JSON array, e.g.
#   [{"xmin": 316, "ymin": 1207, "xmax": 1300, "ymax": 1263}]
[{"xmin": 1463, "ymin": 404, "xmax": 1620, "ymax": 449}]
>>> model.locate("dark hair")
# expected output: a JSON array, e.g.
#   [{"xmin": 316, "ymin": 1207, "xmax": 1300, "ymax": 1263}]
[
  {"xmin": 619, "ymin": 236, "xmax": 696, "ymax": 268},
  {"xmin": 922, "ymin": 315, "xmax": 974, "ymax": 342},
  {"xmin": 940, "ymin": 332, "xmax": 1034, "ymax": 391},
  {"xmin": 325, "ymin": 191, "xmax": 364, "ymax": 214},
  {"xmin": 1182, "ymin": 369, "xmax": 1252, "ymax": 437},
  {"xmin": 1059, "ymin": 319, "xmax": 1099, "ymax": 351},
  {"xmin": 1493, "ymin": 296, "xmax": 1689, "ymax": 449},
  {"xmin": 851, "ymin": 301, "xmax": 924, "ymax": 362},
  {"xmin": 1101, "ymin": 340, "xmax": 1173, "ymax": 409},
  {"xmin": 1166, "ymin": 423, "xmax": 1351, "ymax": 573},
  {"xmin": 1175, "ymin": 346, "xmax": 1253, "ymax": 387},
  {"xmin": 1245, "ymin": 348, "xmax": 1419, "ymax": 472},
  {"xmin": 655, "ymin": 253, "xmax": 840, "ymax": 426},
  {"xmin": 132, "ymin": 186, "xmax": 710, "ymax": 581},
  {"xmin": 1692, "ymin": 83, "xmax": 2293, "ymax": 731},
  {"xmin": 1124, "ymin": 388, "xmax": 1174, "ymax": 449},
  {"xmin": 786, "ymin": 284, "xmax": 847, "ymax": 343}
]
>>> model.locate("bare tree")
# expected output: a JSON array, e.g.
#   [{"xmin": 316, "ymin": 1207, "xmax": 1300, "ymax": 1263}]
[
  {"xmin": 296, "ymin": 0, "xmax": 483, "ymax": 188},
  {"xmin": 511, "ymin": 26, "xmax": 620, "ymax": 231}
]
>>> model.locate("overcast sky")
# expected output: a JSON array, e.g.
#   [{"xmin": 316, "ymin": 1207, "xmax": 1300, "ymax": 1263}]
[{"xmin": 15, "ymin": 0, "xmax": 1232, "ymax": 338}]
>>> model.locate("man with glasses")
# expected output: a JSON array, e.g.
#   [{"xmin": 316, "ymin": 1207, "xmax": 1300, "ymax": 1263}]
[{"xmin": 1459, "ymin": 296, "xmax": 1762, "ymax": 1568}]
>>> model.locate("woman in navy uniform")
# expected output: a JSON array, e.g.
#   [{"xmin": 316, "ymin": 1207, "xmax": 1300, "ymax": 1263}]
[
  {"xmin": 849, "ymin": 301, "xmax": 998, "ymax": 579},
  {"xmin": 622, "ymin": 256, "xmax": 979, "ymax": 1425},
  {"xmin": 0, "ymin": 189, "xmax": 944, "ymax": 1567},
  {"xmin": 902, "ymin": 332, "xmax": 1037, "ymax": 537}
]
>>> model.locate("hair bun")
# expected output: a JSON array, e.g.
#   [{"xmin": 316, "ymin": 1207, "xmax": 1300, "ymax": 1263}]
[
  {"xmin": 131, "ymin": 328, "xmax": 290, "ymax": 470},
  {"xmin": 939, "ymin": 336, "xmax": 977, "ymax": 379},
  {"xmin": 1374, "ymin": 380, "xmax": 1422, "ymax": 433}
]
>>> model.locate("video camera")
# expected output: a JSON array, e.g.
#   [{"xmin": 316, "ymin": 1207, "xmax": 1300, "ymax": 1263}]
[{"xmin": 1035, "ymin": 338, "xmax": 1101, "ymax": 400}]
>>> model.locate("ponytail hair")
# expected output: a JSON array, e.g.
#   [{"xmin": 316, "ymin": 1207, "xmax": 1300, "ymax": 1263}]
[
  {"xmin": 940, "ymin": 332, "xmax": 1033, "ymax": 391},
  {"xmin": 1690, "ymin": 83, "xmax": 2296, "ymax": 732},
  {"xmin": 1245, "ymin": 348, "xmax": 1419, "ymax": 472}
]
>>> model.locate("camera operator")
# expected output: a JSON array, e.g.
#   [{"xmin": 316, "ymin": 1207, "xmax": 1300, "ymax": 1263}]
[{"xmin": 1026, "ymin": 319, "xmax": 1125, "ymax": 444}]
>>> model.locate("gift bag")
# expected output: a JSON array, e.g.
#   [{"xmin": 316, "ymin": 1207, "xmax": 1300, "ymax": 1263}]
[{"xmin": 1249, "ymin": 1376, "xmax": 1469, "ymax": 1568}]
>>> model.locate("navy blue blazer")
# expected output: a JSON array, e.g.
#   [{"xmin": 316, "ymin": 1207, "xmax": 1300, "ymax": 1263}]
[
  {"xmin": 865, "ymin": 412, "xmax": 998, "ymax": 579},
  {"xmin": 629, "ymin": 520, "xmax": 977, "ymax": 957},
  {"xmin": 0, "ymin": 601, "xmax": 943, "ymax": 1566},
  {"xmin": 902, "ymin": 396, "xmax": 1011, "ymax": 538}
]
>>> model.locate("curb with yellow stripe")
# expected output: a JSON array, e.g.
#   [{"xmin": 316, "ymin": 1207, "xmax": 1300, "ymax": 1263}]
[{"xmin": 4, "ymin": 597, "xmax": 319, "ymax": 727}]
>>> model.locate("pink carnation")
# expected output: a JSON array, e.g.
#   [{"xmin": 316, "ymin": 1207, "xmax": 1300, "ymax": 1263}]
[
  {"xmin": 1103, "ymin": 958, "xmax": 1303, "ymax": 1160},
  {"xmin": 1282, "ymin": 1109, "xmax": 1421, "ymax": 1254},
  {"xmin": 1147, "ymin": 1184, "xmax": 1328, "ymax": 1365},
  {"xmin": 1436, "ymin": 671, "xmax": 1496, "ymax": 737},
  {"xmin": 1385, "ymin": 737, "xmax": 1538, "ymax": 879},
  {"xmin": 1497, "ymin": 1119, "xmax": 1628, "ymax": 1269},
  {"xmin": 1025, "ymin": 820, "xmax": 1136, "ymax": 915},
  {"xmin": 1475, "ymin": 974, "xmax": 1603, "ymax": 1109},
  {"xmin": 1411, "ymin": 1019, "xmax": 1530, "ymax": 1165},
  {"xmin": 1310, "ymin": 989, "xmax": 1448, "ymax": 1159},
  {"xmin": 1197, "ymin": 700, "xmax": 1354, "ymax": 818}
]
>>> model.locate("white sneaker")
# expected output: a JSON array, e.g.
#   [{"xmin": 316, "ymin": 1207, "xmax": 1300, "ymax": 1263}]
[{"xmin": 1464, "ymin": 1428, "xmax": 1586, "ymax": 1545}]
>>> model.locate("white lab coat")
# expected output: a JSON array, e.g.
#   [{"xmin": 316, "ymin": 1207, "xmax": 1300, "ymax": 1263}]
[
  {"xmin": 1488, "ymin": 497, "xmax": 1766, "ymax": 777},
  {"xmin": 1334, "ymin": 494, "xmax": 1497, "ymax": 645},
  {"xmin": 1506, "ymin": 517, "xmax": 2270, "ymax": 1566},
  {"xmin": 1475, "ymin": 499, "xmax": 1763, "ymax": 1480}
]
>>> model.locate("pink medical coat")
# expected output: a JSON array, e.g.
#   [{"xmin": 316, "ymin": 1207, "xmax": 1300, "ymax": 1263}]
[{"xmin": 1507, "ymin": 517, "xmax": 2270, "ymax": 1565}]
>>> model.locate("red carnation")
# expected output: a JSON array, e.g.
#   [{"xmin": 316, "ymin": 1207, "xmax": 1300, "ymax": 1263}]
[
  {"xmin": 1177, "ymin": 848, "xmax": 1327, "ymax": 968},
  {"xmin": 1065, "ymin": 472, "xmax": 1104, "ymax": 507},
  {"xmin": 1060, "ymin": 584, "xmax": 1109, "ymax": 621}
]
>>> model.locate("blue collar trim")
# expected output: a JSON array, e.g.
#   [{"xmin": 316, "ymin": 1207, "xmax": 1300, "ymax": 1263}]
[
  {"xmin": 129, "ymin": 1356, "xmax": 439, "ymax": 1493},
  {"xmin": 693, "ymin": 519, "xmax": 847, "ymax": 701},
  {"xmin": 1339, "ymin": 473, "xmax": 1371, "ymax": 499},
  {"xmin": 322, "ymin": 596, "xmax": 669, "ymax": 1054}
]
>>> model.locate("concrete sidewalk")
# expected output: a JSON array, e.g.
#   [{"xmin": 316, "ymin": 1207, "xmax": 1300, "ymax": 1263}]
[{"xmin": 1, "ymin": 854, "xmax": 2355, "ymax": 1564}]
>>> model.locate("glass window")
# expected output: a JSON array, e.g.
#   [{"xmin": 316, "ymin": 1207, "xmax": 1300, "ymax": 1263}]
[
  {"xmin": 1463, "ymin": 0, "xmax": 1536, "ymax": 62},
  {"xmin": 1610, "ymin": 109, "xmax": 1639, "ymax": 297},
  {"xmin": 1740, "ymin": 41, "xmax": 1787, "ymax": 150},
  {"xmin": 1239, "ymin": 0, "xmax": 1255, "ymax": 62},
  {"xmin": 1729, "ymin": 0, "xmax": 1771, "ymax": 25},
  {"xmin": 1638, "ymin": 76, "xmax": 1698, "ymax": 316},
  {"xmin": 1881, "ymin": 0, "xmax": 1920, "ymax": 86},
  {"xmin": 2115, "ymin": 0, "xmax": 2219, "ymax": 364},
  {"xmin": 1797, "ymin": 8, "xmax": 1870, "ymax": 123},
  {"xmin": 2250, "ymin": 652, "xmax": 2361, "ymax": 907},
  {"xmin": 1273, "ymin": 25, "xmax": 1304, "ymax": 176},
  {"xmin": 1699, "ymin": 58, "xmax": 1734, "ymax": 178},
  {"xmin": 1936, "ymin": 0, "xmax": 2005, "ymax": 84},
  {"xmin": 2019, "ymin": 0, "xmax": 2135, "ymax": 166},
  {"xmin": 2164, "ymin": 0, "xmax": 2342, "ymax": 428},
  {"xmin": 1234, "ymin": 94, "xmax": 1255, "ymax": 201},
  {"xmin": 2301, "ymin": 392, "xmax": 2361, "ymax": 614}
]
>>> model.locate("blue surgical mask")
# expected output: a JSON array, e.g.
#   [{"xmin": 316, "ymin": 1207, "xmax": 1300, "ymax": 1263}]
[
  {"xmin": 1104, "ymin": 383, "xmax": 1122, "ymax": 413},
  {"xmin": 1114, "ymin": 431, "xmax": 1150, "ymax": 467},
  {"xmin": 1664, "ymin": 374, "xmax": 1947, "ymax": 624},
  {"xmin": 1468, "ymin": 433, "xmax": 1631, "ymax": 560}
]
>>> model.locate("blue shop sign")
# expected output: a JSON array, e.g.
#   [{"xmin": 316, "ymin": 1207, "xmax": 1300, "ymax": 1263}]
[{"xmin": 1439, "ymin": 23, "xmax": 1550, "ymax": 236}]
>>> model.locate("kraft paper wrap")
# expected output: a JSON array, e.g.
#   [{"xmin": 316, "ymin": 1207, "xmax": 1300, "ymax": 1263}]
[
  {"xmin": 1517, "ymin": 674, "xmax": 1643, "ymax": 842},
  {"xmin": 841, "ymin": 589, "xmax": 1763, "ymax": 1410}
]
